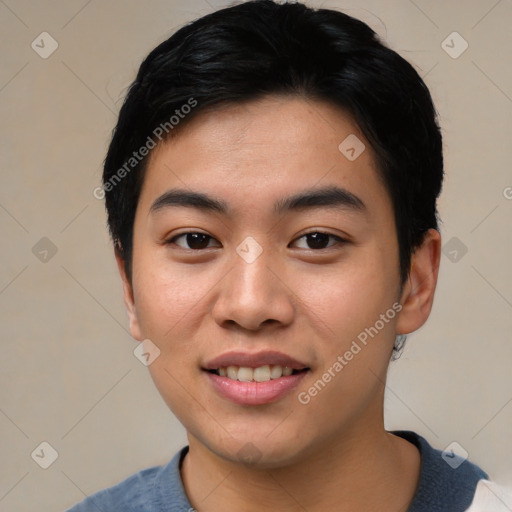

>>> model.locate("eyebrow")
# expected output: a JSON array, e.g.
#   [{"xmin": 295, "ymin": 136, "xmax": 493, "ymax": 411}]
[{"xmin": 149, "ymin": 186, "xmax": 366, "ymax": 217}]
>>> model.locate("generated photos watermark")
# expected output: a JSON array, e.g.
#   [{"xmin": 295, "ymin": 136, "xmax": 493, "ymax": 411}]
[
  {"xmin": 93, "ymin": 97, "xmax": 198, "ymax": 200},
  {"xmin": 298, "ymin": 302, "xmax": 403, "ymax": 405}
]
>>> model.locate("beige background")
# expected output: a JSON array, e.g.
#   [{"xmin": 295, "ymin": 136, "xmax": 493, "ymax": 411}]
[{"xmin": 0, "ymin": 0, "xmax": 511, "ymax": 510}]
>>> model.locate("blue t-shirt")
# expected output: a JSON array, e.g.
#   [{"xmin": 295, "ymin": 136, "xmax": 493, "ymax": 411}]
[{"xmin": 66, "ymin": 430, "xmax": 488, "ymax": 511}]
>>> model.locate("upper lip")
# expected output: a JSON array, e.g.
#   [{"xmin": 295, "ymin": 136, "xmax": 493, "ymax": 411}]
[{"xmin": 203, "ymin": 350, "xmax": 309, "ymax": 370}]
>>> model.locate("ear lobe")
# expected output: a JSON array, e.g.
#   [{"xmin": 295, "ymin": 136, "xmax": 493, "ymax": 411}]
[
  {"xmin": 114, "ymin": 248, "xmax": 143, "ymax": 341},
  {"xmin": 396, "ymin": 229, "xmax": 441, "ymax": 335}
]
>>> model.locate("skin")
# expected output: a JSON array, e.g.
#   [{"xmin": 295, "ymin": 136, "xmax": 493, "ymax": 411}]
[{"xmin": 116, "ymin": 95, "xmax": 441, "ymax": 511}]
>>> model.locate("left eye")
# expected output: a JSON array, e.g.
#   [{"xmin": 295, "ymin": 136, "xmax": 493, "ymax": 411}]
[{"xmin": 291, "ymin": 232, "xmax": 345, "ymax": 250}]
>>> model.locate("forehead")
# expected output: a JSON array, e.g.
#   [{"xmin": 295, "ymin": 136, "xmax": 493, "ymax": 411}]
[{"xmin": 138, "ymin": 96, "xmax": 391, "ymax": 221}]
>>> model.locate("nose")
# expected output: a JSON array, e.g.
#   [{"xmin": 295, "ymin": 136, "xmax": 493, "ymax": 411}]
[{"xmin": 211, "ymin": 246, "xmax": 295, "ymax": 332}]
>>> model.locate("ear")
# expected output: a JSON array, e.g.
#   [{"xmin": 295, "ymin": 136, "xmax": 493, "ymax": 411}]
[
  {"xmin": 396, "ymin": 229, "xmax": 441, "ymax": 335},
  {"xmin": 115, "ymin": 248, "xmax": 143, "ymax": 341}
]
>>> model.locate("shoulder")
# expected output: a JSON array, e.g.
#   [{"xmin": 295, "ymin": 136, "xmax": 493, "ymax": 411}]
[
  {"xmin": 64, "ymin": 447, "xmax": 191, "ymax": 512},
  {"xmin": 393, "ymin": 431, "xmax": 489, "ymax": 512}
]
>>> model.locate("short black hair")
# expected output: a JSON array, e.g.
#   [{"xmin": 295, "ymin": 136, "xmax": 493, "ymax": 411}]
[{"xmin": 103, "ymin": 0, "xmax": 443, "ymax": 289}]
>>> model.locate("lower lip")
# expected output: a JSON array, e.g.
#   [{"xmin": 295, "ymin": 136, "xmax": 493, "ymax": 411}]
[{"xmin": 204, "ymin": 371, "xmax": 308, "ymax": 406}]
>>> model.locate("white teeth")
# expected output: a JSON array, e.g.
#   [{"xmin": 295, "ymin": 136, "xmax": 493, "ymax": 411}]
[
  {"xmin": 270, "ymin": 365, "xmax": 283, "ymax": 379},
  {"xmin": 253, "ymin": 365, "xmax": 271, "ymax": 382},
  {"xmin": 237, "ymin": 367, "xmax": 253, "ymax": 382},
  {"xmin": 215, "ymin": 365, "xmax": 300, "ymax": 382},
  {"xmin": 227, "ymin": 366, "xmax": 238, "ymax": 380}
]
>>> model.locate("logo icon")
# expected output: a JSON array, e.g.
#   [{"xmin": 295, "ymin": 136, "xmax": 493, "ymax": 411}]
[
  {"xmin": 31, "ymin": 441, "xmax": 59, "ymax": 469},
  {"xmin": 442, "ymin": 237, "xmax": 468, "ymax": 263},
  {"xmin": 236, "ymin": 237, "xmax": 263, "ymax": 264},
  {"xmin": 442, "ymin": 441, "xmax": 468, "ymax": 469},
  {"xmin": 134, "ymin": 339, "xmax": 161, "ymax": 366},
  {"xmin": 441, "ymin": 32, "xmax": 468, "ymax": 59},
  {"xmin": 31, "ymin": 32, "xmax": 59, "ymax": 59},
  {"xmin": 32, "ymin": 237, "xmax": 58, "ymax": 263},
  {"xmin": 237, "ymin": 442, "xmax": 262, "ymax": 464},
  {"xmin": 338, "ymin": 134, "xmax": 366, "ymax": 161}
]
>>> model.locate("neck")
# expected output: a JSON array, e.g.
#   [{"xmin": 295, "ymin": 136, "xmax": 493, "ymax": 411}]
[{"xmin": 180, "ymin": 422, "xmax": 420, "ymax": 511}]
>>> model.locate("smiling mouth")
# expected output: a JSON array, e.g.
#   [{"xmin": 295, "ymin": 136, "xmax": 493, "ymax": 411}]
[{"xmin": 206, "ymin": 365, "xmax": 309, "ymax": 382}]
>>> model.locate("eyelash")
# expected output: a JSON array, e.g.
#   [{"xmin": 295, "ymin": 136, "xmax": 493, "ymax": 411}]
[{"xmin": 165, "ymin": 231, "xmax": 348, "ymax": 251}]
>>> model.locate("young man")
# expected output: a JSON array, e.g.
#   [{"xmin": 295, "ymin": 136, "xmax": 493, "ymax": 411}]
[{"xmin": 68, "ymin": 1, "xmax": 491, "ymax": 510}]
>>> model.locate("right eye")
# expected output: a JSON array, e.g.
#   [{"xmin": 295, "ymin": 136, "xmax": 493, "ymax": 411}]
[{"xmin": 166, "ymin": 232, "xmax": 221, "ymax": 250}]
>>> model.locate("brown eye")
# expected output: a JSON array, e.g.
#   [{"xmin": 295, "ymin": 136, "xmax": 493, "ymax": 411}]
[
  {"xmin": 168, "ymin": 232, "xmax": 220, "ymax": 250},
  {"xmin": 291, "ymin": 232, "xmax": 346, "ymax": 250}
]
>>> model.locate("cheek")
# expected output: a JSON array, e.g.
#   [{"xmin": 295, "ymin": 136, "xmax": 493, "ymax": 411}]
[
  {"xmin": 130, "ymin": 260, "xmax": 210, "ymax": 419},
  {"xmin": 296, "ymin": 247, "xmax": 398, "ymax": 345},
  {"xmin": 293, "ymin": 257, "xmax": 398, "ymax": 425},
  {"xmin": 130, "ymin": 255, "xmax": 225, "ymax": 389},
  {"xmin": 132, "ymin": 253, "xmax": 209, "ymax": 339}
]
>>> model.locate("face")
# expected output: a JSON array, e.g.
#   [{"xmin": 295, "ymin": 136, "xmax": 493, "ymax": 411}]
[{"xmin": 118, "ymin": 96, "xmax": 436, "ymax": 468}]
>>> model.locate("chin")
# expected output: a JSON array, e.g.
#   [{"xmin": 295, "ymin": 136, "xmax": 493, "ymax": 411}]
[{"xmin": 203, "ymin": 432, "xmax": 314, "ymax": 470}]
